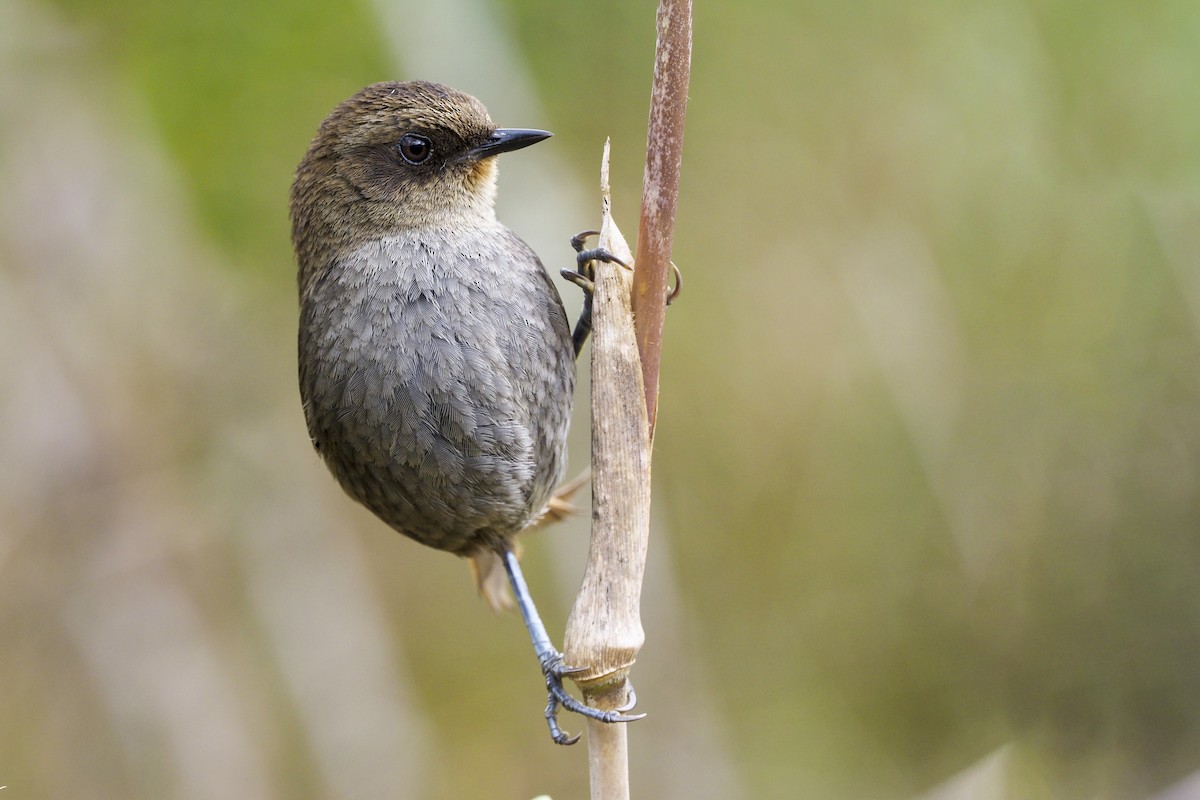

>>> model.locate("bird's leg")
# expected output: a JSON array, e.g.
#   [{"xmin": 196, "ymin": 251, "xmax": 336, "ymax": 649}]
[
  {"xmin": 499, "ymin": 543, "xmax": 644, "ymax": 745},
  {"xmin": 560, "ymin": 230, "xmax": 631, "ymax": 358}
]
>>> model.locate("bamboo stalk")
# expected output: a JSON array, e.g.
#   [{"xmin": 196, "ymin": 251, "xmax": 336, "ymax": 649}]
[
  {"xmin": 562, "ymin": 146, "xmax": 648, "ymax": 797},
  {"xmin": 561, "ymin": 0, "xmax": 690, "ymax": 795}
]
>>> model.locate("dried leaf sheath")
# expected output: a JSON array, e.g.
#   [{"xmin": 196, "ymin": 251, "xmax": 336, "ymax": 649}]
[{"xmin": 563, "ymin": 141, "xmax": 651, "ymax": 688}]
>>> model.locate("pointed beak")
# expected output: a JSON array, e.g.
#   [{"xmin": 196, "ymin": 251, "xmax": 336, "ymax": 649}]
[{"xmin": 470, "ymin": 128, "xmax": 552, "ymax": 159}]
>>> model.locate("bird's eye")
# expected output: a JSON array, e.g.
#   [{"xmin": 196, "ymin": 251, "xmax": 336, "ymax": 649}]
[{"xmin": 397, "ymin": 134, "xmax": 432, "ymax": 165}]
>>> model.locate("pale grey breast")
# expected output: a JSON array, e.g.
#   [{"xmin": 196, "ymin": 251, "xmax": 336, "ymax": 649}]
[{"xmin": 298, "ymin": 223, "xmax": 574, "ymax": 554}]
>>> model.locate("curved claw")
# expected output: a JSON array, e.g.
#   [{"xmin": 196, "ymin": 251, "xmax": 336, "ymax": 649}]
[
  {"xmin": 667, "ymin": 261, "xmax": 683, "ymax": 306},
  {"xmin": 617, "ymin": 686, "xmax": 638, "ymax": 713},
  {"xmin": 577, "ymin": 247, "xmax": 632, "ymax": 271},
  {"xmin": 553, "ymin": 662, "xmax": 591, "ymax": 676},
  {"xmin": 571, "ymin": 229, "xmax": 601, "ymax": 253}
]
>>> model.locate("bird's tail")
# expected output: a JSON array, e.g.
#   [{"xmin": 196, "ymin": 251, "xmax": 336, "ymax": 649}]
[{"xmin": 470, "ymin": 548, "xmax": 516, "ymax": 612}]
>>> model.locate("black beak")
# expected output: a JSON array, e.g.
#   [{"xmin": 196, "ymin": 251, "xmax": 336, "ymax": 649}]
[{"xmin": 470, "ymin": 128, "xmax": 552, "ymax": 159}]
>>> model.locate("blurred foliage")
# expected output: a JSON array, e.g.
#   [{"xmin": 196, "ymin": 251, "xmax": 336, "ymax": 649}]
[
  {"xmin": 47, "ymin": 0, "xmax": 391, "ymax": 273},
  {"xmin": 5, "ymin": 0, "xmax": 1200, "ymax": 798}
]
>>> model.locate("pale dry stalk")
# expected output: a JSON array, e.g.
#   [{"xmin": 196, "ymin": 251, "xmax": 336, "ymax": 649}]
[{"xmin": 561, "ymin": 0, "xmax": 690, "ymax": 797}]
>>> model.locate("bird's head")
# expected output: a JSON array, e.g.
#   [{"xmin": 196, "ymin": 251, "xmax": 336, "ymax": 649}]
[{"xmin": 290, "ymin": 81, "xmax": 550, "ymax": 279}]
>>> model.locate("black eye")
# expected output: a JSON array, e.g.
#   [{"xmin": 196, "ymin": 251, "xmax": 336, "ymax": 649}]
[{"xmin": 397, "ymin": 133, "xmax": 432, "ymax": 165}]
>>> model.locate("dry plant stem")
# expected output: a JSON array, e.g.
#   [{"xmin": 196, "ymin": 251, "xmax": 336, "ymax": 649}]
[
  {"xmin": 563, "ymin": 142, "xmax": 649, "ymax": 800},
  {"xmin": 632, "ymin": 0, "xmax": 692, "ymax": 438},
  {"xmin": 564, "ymin": 3, "xmax": 689, "ymax": 795},
  {"xmin": 584, "ymin": 682, "xmax": 634, "ymax": 800}
]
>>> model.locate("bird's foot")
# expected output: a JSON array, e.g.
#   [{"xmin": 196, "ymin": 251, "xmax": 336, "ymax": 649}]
[
  {"xmin": 562, "ymin": 229, "xmax": 632, "ymax": 289},
  {"xmin": 561, "ymin": 230, "xmax": 632, "ymax": 357},
  {"xmin": 539, "ymin": 651, "xmax": 645, "ymax": 746},
  {"xmin": 561, "ymin": 229, "xmax": 682, "ymax": 303}
]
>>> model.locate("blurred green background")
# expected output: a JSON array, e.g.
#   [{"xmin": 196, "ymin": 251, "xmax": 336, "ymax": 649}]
[{"xmin": 3, "ymin": 0, "xmax": 1200, "ymax": 798}]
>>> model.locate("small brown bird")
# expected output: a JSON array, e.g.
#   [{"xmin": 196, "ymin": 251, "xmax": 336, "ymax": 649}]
[{"xmin": 290, "ymin": 80, "xmax": 637, "ymax": 744}]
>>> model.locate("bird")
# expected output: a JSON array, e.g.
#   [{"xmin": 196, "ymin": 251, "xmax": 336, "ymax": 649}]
[{"xmin": 289, "ymin": 80, "xmax": 638, "ymax": 744}]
